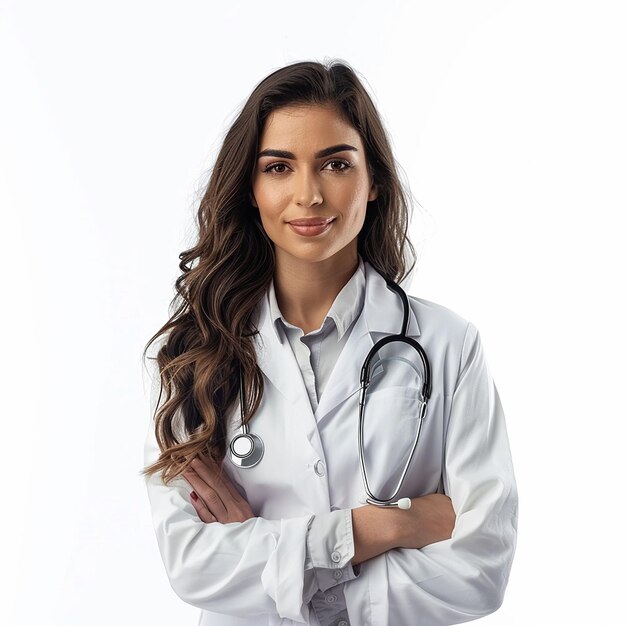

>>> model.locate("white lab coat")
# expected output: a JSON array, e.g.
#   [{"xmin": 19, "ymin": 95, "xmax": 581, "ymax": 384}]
[{"xmin": 143, "ymin": 261, "xmax": 518, "ymax": 626}]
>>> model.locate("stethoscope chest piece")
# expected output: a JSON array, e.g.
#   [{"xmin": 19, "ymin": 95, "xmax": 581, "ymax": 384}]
[
  {"xmin": 229, "ymin": 431, "xmax": 264, "ymax": 468},
  {"xmin": 228, "ymin": 374, "xmax": 265, "ymax": 468}
]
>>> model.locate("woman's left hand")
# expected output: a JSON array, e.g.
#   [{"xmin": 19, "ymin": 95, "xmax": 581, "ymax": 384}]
[{"xmin": 182, "ymin": 453, "xmax": 256, "ymax": 524}]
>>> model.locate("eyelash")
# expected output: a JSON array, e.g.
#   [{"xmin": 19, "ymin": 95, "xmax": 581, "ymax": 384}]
[{"xmin": 262, "ymin": 159, "xmax": 353, "ymax": 175}]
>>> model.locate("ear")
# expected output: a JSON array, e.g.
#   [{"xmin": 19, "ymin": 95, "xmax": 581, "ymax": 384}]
[{"xmin": 368, "ymin": 182, "xmax": 379, "ymax": 203}]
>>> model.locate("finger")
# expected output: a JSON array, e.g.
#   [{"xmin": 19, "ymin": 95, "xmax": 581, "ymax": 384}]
[
  {"xmin": 184, "ymin": 466, "xmax": 255, "ymax": 523},
  {"xmin": 182, "ymin": 467, "xmax": 229, "ymax": 521},
  {"xmin": 190, "ymin": 457, "xmax": 255, "ymax": 522},
  {"xmin": 184, "ymin": 466, "xmax": 228, "ymax": 517},
  {"xmin": 197, "ymin": 453, "xmax": 249, "ymax": 505},
  {"xmin": 190, "ymin": 490, "xmax": 217, "ymax": 523},
  {"xmin": 190, "ymin": 457, "xmax": 240, "ymax": 510}
]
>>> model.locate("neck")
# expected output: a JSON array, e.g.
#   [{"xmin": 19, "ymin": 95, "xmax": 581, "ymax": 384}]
[{"xmin": 273, "ymin": 245, "xmax": 359, "ymax": 334}]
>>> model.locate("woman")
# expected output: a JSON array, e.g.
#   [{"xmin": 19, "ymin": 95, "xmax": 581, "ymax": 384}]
[{"xmin": 141, "ymin": 59, "xmax": 518, "ymax": 626}]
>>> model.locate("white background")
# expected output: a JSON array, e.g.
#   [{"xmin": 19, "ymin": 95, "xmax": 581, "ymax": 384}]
[{"xmin": 1, "ymin": 1, "xmax": 625, "ymax": 624}]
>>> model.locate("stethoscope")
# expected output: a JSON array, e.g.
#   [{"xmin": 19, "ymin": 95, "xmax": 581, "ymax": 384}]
[{"xmin": 228, "ymin": 278, "xmax": 432, "ymax": 511}]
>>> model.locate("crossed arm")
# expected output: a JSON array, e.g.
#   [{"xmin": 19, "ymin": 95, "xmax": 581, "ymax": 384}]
[
  {"xmin": 147, "ymin": 323, "xmax": 517, "ymax": 623},
  {"xmin": 181, "ymin": 452, "xmax": 456, "ymax": 567}
]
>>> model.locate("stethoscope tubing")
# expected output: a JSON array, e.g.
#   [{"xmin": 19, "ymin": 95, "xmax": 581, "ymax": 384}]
[{"xmin": 228, "ymin": 277, "xmax": 432, "ymax": 509}]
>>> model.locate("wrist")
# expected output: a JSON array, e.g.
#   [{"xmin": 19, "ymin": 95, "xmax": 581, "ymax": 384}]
[
  {"xmin": 383, "ymin": 505, "xmax": 406, "ymax": 549},
  {"xmin": 351, "ymin": 504, "xmax": 403, "ymax": 566}
]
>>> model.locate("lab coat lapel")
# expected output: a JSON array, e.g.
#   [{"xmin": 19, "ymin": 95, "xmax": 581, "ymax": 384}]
[
  {"xmin": 252, "ymin": 289, "xmax": 326, "ymax": 462},
  {"xmin": 314, "ymin": 261, "xmax": 422, "ymax": 423},
  {"xmin": 252, "ymin": 291, "xmax": 309, "ymax": 404}
]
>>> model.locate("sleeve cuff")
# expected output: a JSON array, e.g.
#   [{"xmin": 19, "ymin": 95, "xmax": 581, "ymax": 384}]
[{"xmin": 304, "ymin": 509, "xmax": 361, "ymax": 592}]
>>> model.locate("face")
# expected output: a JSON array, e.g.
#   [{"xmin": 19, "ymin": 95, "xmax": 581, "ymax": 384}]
[{"xmin": 250, "ymin": 104, "xmax": 378, "ymax": 267}]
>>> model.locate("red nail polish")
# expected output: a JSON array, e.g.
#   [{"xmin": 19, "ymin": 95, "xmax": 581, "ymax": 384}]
[{"xmin": 190, "ymin": 491, "xmax": 198, "ymax": 501}]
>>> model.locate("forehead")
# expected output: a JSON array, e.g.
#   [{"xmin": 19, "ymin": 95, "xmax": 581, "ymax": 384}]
[{"xmin": 259, "ymin": 105, "xmax": 362, "ymax": 150}]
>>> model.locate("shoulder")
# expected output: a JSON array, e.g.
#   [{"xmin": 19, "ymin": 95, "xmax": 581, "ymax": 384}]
[
  {"xmin": 364, "ymin": 260, "xmax": 479, "ymax": 351},
  {"xmin": 406, "ymin": 295, "xmax": 487, "ymax": 396},
  {"xmin": 408, "ymin": 294, "xmax": 473, "ymax": 341}
]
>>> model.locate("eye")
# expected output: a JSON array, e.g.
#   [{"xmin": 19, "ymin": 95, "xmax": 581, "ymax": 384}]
[
  {"xmin": 263, "ymin": 162, "xmax": 289, "ymax": 174},
  {"xmin": 324, "ymin": 159, "xmax": 353, "ymax": 173}
]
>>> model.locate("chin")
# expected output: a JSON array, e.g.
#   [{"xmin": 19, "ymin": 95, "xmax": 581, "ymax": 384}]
[
  {"xmin": 282, "ymin": 241, "xmax": 361, "ymax": 267},
  {"xmin": 292, "ymin": 251, "xmax": 337, "ymax": 264}
]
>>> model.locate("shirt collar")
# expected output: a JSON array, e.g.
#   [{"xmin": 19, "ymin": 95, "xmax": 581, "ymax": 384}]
[{"xmin": 267, "ymin": 255, "xmax": 366, "ymax": 344}]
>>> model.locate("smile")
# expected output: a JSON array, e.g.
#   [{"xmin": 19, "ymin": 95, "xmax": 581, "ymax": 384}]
[{"xmin": 287, "ymin": 217, "xmax": 336, "ymax": 237}]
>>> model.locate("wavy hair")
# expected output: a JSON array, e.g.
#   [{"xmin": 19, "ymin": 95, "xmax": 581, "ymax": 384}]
[{"xmin": 140, "ymin": 58, "xmax": 417, "ymax": 485}]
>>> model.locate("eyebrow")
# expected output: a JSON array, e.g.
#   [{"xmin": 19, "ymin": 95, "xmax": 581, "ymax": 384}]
[{"xmin": 256, "ymin": 143, "xmax": 358, "ymax": 160}]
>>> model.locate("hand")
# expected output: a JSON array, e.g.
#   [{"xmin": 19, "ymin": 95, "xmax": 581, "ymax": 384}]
[
  {"xmin": 393, "ymin": 493, "xmax": 456, "ymax": 550},
  {"xmin": 181, "ymin": 453, "xmax": 256, "ymax": 524}
]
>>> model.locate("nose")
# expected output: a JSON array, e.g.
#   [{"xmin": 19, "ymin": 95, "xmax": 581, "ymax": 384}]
[{"xmin": 293, "ymin": 168, "xmax": 323, "ymax": 208}]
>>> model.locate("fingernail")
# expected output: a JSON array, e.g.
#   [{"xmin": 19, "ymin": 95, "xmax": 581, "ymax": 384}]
[{"xmin": 190, "ymin": 491, "xmax": 198, "ymax": 501}]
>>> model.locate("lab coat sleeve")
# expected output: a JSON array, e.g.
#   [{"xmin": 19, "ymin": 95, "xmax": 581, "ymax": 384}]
[
  {"xmin": 303, "ymin": 509, "xmax": 361, "ymax": 598},
  {"xmin": 143, "ymin": 362, "xmax": 352, "ymax": 623},
  {"xmin": 376, "ymin": 321, "xmax": 518, "ymax": 624}
]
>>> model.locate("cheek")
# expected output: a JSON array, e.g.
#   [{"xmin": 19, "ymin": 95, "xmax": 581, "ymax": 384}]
[
  {"xmin": 252, "ymin": 184, "xmax": 285, "ymax": 223},
  {"xmin": 257, "ymin": 211, "xmax": 280, "ymax": 242},
  {"xmin": 255, "ymin": 201, "xmax": 287, "ymax": 246},
  {"xmin": 342, "ymin": 183, "xmax": 369, "ymax": 218},
  {"xmin": 255, "ymin": 184, "xmax": 277, "ymax": 206},
  {"xmin": 344, "ymin": 194, "xmax": 367, "ymax": 231}
]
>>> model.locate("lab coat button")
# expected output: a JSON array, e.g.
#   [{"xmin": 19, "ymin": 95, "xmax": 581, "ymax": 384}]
[
  {"xmin": 331, "ymin": 550, "xmax": 341, "ymax": 562},
  {"xmin": 338, "ymin": 621, "xmax": 349, "ymax": 626},
  {"xmin": 314, "ymin": 460, "xmax": 325, "ymax": 476},
  {"xmin": 326, "ymin": 593, "xmax": 337, "ymax": 603},
  {"xmin": 333, "ymin": 569, "xmax": 343, "ymax": 579}
]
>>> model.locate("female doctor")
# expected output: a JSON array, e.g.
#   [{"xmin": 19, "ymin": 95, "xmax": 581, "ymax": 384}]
[{"xmin": 141, "ymin": 59, "xmax": 518, "ymax": 626}]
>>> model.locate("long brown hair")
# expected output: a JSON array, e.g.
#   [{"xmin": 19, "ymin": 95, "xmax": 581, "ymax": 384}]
[{"xmin": 140, "ymin": 58, "xmax": 417, "ymax": 485}]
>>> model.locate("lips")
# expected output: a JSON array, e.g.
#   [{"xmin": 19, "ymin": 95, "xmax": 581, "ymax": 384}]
[
  {"xmin": 287, "ymin": 217, "xmax": 336, "ymax": 237},
  {"xmin": 287, "ymin": 217, "xmax": 335, "ymax": 226}
]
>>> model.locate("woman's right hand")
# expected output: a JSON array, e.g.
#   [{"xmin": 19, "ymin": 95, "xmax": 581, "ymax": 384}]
[{"xmin": 393, "ymin": 493, "xmax": 456, "ymax": 550}]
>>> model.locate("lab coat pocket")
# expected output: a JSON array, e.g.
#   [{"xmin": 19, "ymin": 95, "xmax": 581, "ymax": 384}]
[{"xmin": 359, "ymin": 385, "xmax": 424, "ymax": 501}]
